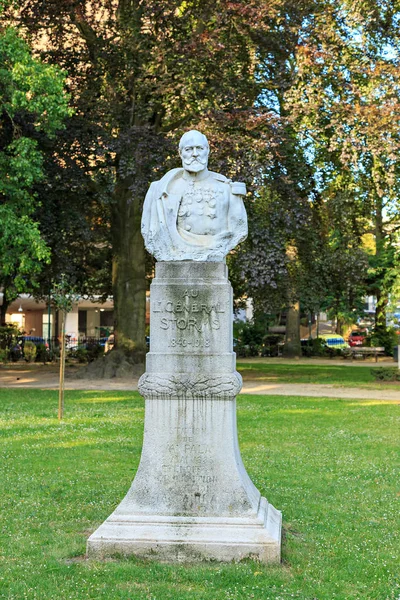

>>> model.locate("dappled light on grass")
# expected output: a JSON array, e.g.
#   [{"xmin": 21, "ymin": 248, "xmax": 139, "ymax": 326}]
[
  {"xmin": 75, "ymin": 394, "xmax": 140, "ymax": 404},
  {"xmin": 347, "ymin": 400, "xmax": 400, "ymax": 407},
  {"xmin": 275, "ymin": 407, "xmax": 341, "ymax": 415},
  {"xmin": 237, "ymin": 362, "xmax": 400, "ymax": 390},
  {"xmin": 0, "ymin": 388, "xmax": 399, "ymax": 599},
  {"xmin": 241, "ymin": 383, "xmax": 282, "ymax": 393}
]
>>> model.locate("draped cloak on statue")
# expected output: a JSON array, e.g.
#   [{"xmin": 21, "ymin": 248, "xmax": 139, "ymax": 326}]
[{"xmin": 141, "ymin": 168, "xmax": 247, "ymax": 262}]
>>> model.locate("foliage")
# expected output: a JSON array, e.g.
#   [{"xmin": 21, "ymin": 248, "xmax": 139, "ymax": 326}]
[
  {"xmin": 323, "ymin": 346, "xmax": 348, "ymax": 359},
  {"xmin": 301, "ymin": 337, "xmax": 327, "ymax": 357},
  {"xmin": 8, "ymin": 0, "xmax": 282, "ymax": 359},
  {"xmin": 234, "ymin": 187, "xmax": 305, "ymax": 314},
  {"xmin": 365, "ymin": 327, "xmax": 399, "ymax": 356},
  {"xmin": 71, "ymin": 347, "xmax": 88, "ymax": 364},
  {"xmin": 34, "ymin": 343, "xmax": 48, "ymax": 363},
  {"xmin": 51, "ymin": 277, "xmax": 80, "ymax": 315},
  {"xmin": 8, "ymin": 342, "xmax": 21, "ymax": 362},
  {"xmin": 31, "ymin": 120, "xmax": 114, "ymax": 302},
  {"xmin": 49, "ymin": 346, "xmax": 60, "ymax": 363},
  {"xmin": 233, "ymin": 315, "xmax": 282, "ymax": 357},
  {"xmin": 6, "ymin": 1, "xmax": 400, "ymax": 348},
  {"xmin": 371, "ymin": 367, "xmax": 400, "ymax": 381},
  {"xmin": 287, "ymin": 2, "xmax": 400, "ymax": 329},
  {"xmin": 0, "ymin": 347, "xmax": 8, "ymax": 362},
  {"xmin": 319, "ymin": 228, "xmax": 370, "ymax": 330},
  {"xmin": 0, "ymin": 324, "xmax": 19, "ymax": 349},
  {"xmin": 0, "ymin": 27, "xmax": 71, "ymax": 311},
  {"xmin": 23, "ymin": 340, "xmax": 37, "ymax": 362},
  {"xmin": 260, "ymin": 334, "xmax": 284, "ymax": 358},
  {"xmin": 85, "ymin": 341, "xmax": 104, "ymax": 363}
]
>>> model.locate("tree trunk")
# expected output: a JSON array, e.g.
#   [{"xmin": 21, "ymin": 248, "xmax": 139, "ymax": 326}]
[
  {"xmin": 0, "ymin": 300, "xmax": 9, "ymax": 325},
  {"xmin": 375, "ymin": 288, "xmax": 388, "ymax": 331},
  {"xmin": 336, "ymin": 316, "xmax": 344, "ymax": 335},
  {"xmin": 0, "ymin": 284, "xmax": 12, "ymax": 325},
  {"xmin": 283, "ymin": 301, "xmax": 301, "ymax": 358},
  {"xmin": 58, "ymin": 310, "xmax": 66, "ymax": 421},
  {"xmin": 374, "ymin": 190, "xmax": 387, "ymax": 331},
  {"xmin": 112, "ymin": 175, "xmax": 147, "ymax": 363}
]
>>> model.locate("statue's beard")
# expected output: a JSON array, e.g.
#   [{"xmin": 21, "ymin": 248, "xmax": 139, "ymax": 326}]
[{"xmin": 182, "ymin": 157, "xmax": 208, "ymax": 173}]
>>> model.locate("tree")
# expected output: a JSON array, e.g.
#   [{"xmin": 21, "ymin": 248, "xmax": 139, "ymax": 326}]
[
  {"xmin": 51, "ymin": 277, "xmax": 79, "ymax": 420},
  {"xmin": 12, "ymin": 0, "xmax": 395, "ymax": 356},
  {"xmin": 32, "ymin": 119, "xmax": 114, "ymax": 304},
  {"xmin": 286, "ymin": 1, "xmax": 400, "ymax": 332},
  {"xmin": 10, "ymin": 0, "xmax": 283, "ymax": 365},
  {"xmin": 0, "ymin": 26, "xmax": 71, "ymax": 321}
]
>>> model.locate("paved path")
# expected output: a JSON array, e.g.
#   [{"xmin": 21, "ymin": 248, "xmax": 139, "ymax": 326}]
[
  {"xmin": 0, "ymin": 365, "xmax": 399, "ymax": 401},
  {"xmin": 241, "ymin": 381, "xmax": 400, "ymax": 401}
]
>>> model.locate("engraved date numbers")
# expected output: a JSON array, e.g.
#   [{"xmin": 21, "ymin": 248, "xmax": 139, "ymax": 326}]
[{"xmin": 169, "ymin": 338, "xmax": 210, "ymax": 348}]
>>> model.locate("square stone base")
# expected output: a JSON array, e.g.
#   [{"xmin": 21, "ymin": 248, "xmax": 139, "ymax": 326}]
[{"xmin": 87, "ymin": 497, "xmax": 281, "ymax": 563}]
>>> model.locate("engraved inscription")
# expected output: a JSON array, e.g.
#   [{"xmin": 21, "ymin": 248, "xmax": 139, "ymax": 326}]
[
  {"xmin": 151, "ymin": 287, "xmax": 226, "ymax": 335},
  {"xmin": 152, "ymin": 299, "xmax": 225, "ymax": 313},
  {"xmin": 159, "ymin": 429, "xmax": 219, "ymax": 511},
  {"xmin": 160, "ymin": 317, "xmax": 220, "ymax": 331},
  {"xmin": 168, "ymin": 338, "xmax": 210, "ymax": 348}
]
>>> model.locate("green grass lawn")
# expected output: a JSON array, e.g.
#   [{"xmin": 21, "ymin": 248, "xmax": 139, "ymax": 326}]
[
  {"xmin": 237, "ymin": 361, "xmax": 400, "ymax": 389},
  {"xmin": 0, "ymin": 389, "xmax": 399, "ymax": 599}
]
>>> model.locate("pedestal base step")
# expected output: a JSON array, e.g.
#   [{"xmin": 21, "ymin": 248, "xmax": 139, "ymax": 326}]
[{"xmin": 87, "ymin": 498, "xmax": 282, "ymax": 563}]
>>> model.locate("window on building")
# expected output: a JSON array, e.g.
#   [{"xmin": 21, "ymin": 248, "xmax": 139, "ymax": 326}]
[
  {"xmin": 42, "ymin": 313, "xmax": 53, "ymax": 339},
  {"xmin": 100, "ymin": 310, "xmax": 114, "ymax": 336},
  {"xmin": 78, "ymin": 310, "xmax": 87, "ymax": 336}
]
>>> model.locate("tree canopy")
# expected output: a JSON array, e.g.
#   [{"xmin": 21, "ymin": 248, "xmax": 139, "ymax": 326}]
[
  {"xmin": 2, "ymin": 0, "xmax": 400, "ymax": 346},
  {"xmin": 0, "ymin": 26, "xmax": 71, "ymax": 320}
]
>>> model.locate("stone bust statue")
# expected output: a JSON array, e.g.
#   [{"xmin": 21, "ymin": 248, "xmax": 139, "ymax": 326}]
[{"xmin": 141, "ymin": 130, "xmax": 248, "ymax": 261}]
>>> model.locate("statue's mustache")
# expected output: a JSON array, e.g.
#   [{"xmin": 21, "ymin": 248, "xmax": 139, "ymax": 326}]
[{"xmin": 185, "ymin": 157, "xmax": 207, "ymax": 164}]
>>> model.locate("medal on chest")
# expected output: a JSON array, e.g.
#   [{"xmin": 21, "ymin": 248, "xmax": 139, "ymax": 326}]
[{"xmin": 178, "ymin": 184, "xmax": 222, "ymax": 219}]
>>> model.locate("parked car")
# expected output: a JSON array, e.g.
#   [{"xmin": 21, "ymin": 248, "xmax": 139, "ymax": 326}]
[
  {"xmin": 348, "ymin": 330, "xmax": 367, "ymax": 347},
  {"xmin": 318, "ymin": 334, "xmax": 350, "ymax": 349}
]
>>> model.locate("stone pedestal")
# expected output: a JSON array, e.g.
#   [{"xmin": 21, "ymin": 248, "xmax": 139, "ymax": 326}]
[{"xmin": 87, "ymin": 262, "xmax": 281, "ymax": 562}]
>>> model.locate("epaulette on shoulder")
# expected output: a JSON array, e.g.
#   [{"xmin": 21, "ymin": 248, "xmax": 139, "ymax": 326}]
[{"xmin": 210, "ymin": 171, "xmax": 230, "ymax": 183}]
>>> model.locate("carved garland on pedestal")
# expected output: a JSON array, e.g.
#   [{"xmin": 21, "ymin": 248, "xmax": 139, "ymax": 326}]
[{"xmin": 138, "ymin": 372, "xmax": 243, "ymax": 399}]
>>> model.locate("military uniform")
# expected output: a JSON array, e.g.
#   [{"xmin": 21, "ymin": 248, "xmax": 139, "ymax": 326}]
[{"xmin": 141, "ymin": 168, "xmax": 247, "ymax": 262}]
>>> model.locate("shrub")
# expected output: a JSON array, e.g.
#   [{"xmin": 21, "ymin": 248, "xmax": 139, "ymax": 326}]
[
  {"xmin": 301, "ymin": 338, "xmax": 327, "ymax": 357},
  {"xmin": 73, "ymin": 347, "xmax": 88, "ymax": 363},
  {"xmin": 85, "ymin": 342, "xmax": 104, "ymax": 362},
  {"xmin": 9, "ymin": 344, "xmax": 22, "ymax": 362},
  {"xmin": 0, "ymin": 324, "xmax": 20, "ymax": 352},
  {"xmin": 371, "ymin": 367, "xmax": 400, "ymax": 381},
  {"xmin": 49, "ymin": 346, "xmax": 60, "ymax": 362},
  {"xmin": 24, "ymin": 341, "xmax": 37, "ymax": 363},
  {"xmin": 365, "ymin": 328, "xmax": 397, "ymax": 355},
  {"xmin": 234, "ymin": 317, "xmax": 282, "ymax": 358},
  {"xmin": 235, "ymin": 341, "xmax": 260, "ymax": 358},
  {"xmin": 260, "ymin": 334, "xmax": 284, "ymax": 357},
  {"xmin": 341, "ymin": 347, "xmax": 352, "ymax": 359},
  {"xmin": 35, "ymin": 343, "xmax": 48, "ymax": 363},
  {"xmin": 0, "ymin": 348, "xmax": 9, "ymax": 363},
  {"xmin": 301, "ymin": 344, "xmax": 313, "ymax": 357},
  {"xmin": 325, "ymin": 347, "xmax": 338, "ymax": 359}
]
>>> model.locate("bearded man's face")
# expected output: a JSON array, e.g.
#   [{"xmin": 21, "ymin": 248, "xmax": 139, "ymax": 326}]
[{"xmin": 180, "ymin": 133, "xmax": 209, "ymax": 173}]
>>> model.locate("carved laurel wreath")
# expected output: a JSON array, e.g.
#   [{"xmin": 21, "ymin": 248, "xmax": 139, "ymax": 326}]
[{"xmin": 138, "ymin": 372, "xmax": 242, "ymax": 399}]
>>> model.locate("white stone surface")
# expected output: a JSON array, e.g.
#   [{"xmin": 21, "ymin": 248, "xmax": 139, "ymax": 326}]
[
  {"xmin": 141, "ymin": 130, "xmax": 248, "ymax": 262},
  {"xmin": 87, "ymin": 262, "xmax": 282, "ymax": 562}
]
